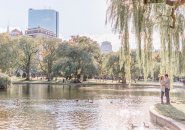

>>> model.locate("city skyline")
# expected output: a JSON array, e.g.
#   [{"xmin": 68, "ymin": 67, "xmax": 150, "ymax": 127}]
[
  {"xmin": 0, "ymin": 0, "xmax": 161, "ymax": 51},
  {"xmin": 0, "ymin": 0, "xmax": 123, "ymax": 51}
]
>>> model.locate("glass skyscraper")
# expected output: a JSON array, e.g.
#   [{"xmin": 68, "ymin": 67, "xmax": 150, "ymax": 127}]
[{"xmin": 28, "ymin": 8, "xmax": 59, "ymax": 37}]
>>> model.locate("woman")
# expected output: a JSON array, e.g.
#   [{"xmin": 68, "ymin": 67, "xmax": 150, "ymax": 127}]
[{"xmin": 160, "ymin": 75, "xmax": 165, "ymax": 104}]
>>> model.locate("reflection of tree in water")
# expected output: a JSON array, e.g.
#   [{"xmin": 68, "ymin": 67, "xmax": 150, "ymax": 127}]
[
  {"xmin": 47, "ymin": 84, "xmax": 53, "ymax": 98},
  {"xmin": 22, "ymin": 84, "xmax": 30, "ymax": 95},
  {"xmin": 67, "ymin": 110, "xmax": 97, "ymax": 129},
  {"xmin": 68, "ymin": 85, "xmax": 71, "ymax": 99}
]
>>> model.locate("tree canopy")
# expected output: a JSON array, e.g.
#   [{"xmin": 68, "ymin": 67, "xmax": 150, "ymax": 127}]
[
  {"xmin": 106, "ymin": 0, "xmax": 185, "ymax": 86},
  {"xmin": 56, "ymin": 36, "xmax": 100, "ymax": 81}
]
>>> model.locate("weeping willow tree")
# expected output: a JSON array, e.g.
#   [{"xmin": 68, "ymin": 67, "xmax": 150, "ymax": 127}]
[
  {"xmin": 107, "ymin": 0, "xmax": 185, "ymax": 87},
  {"xmin": 120, "ymin": 16, "xmax": 132, "ymax": 85},
  {"xmin": 142, "ymin": 5, "xmax": 154, "ymax": 81},
  {"xmin": 180, "ymin": 35, "xmax": 185, "ymax": 75},
  {"xmin": 179, "ymin": 11, "xmax": 185, "ymax": 75},
  {"xmin": 145, "ymin": 0, "xmax": 185, "ymax": 28},
  {"xmin": 106, "ymin": 0, "xmax": 152, "ymax": 84},
  {"xmin": 153, "ymin": 3, "xmax": 185, "ymax": 88},
  {"xmin": 132, "ymin": 0, "xmax": 145, "ymax": 73},
  {"xmin": 106, "ymin": 0, "xmax": 132, "ymax": 85}
]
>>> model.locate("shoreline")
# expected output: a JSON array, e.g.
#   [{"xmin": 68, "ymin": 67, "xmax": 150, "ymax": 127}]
[
  {"xmin": 150, "ymin": 105, "xmax": 185, "ymax": 130},
  {"xmin": 11, "ymin": 80, "xmax": 185, "ymax": 88}
]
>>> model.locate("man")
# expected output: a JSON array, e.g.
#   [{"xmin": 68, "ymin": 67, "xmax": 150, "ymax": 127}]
[{"xmin": 164, "ymin": 74, "xmax": 170, "ymax": 104}]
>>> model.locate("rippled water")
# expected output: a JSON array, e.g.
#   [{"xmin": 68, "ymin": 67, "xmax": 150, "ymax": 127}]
[{"xmin": 0, "ymin": 84, "xmax": 184, "ymax": 130}]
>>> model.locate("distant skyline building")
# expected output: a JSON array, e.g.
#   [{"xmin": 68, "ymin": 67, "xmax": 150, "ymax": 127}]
[
  {"xmin": 10, "ymin": 29, "xmax": 23, "ymax": 37},
  {"xmin": 25, "ymin": 27, "xmax": 56, "ymax": 38},
  {"xmin": 28, "ymin": 8, "xmax": 59, "ymax": 37},
  {"xmin": 100, "ymin": 41, "xmax": 113, "ymax": 53}
]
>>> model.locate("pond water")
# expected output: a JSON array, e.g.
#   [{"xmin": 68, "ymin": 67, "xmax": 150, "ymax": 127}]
[{"xmin": 0, "ymin": 84, "xmax": 184, "ymax": 130}]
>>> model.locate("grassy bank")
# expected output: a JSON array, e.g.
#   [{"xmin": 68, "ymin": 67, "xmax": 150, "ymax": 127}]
[
  {"xmin": 11, "ymin": 76, "xmax": 185, "ymax": 87},
  {"xmin": 11, "ymin": 76, "xmax": 124, "ymax": 86},
  {"xmin": 155, "ymin": 100, "xmax": 185, "ymax": 123}
]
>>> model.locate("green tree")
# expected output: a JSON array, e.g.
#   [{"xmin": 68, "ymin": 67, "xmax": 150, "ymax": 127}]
[
  {"xmin": 106, "ymin": 0, "xmax": 132, "ymax": 85},
  {"xmin": 106, "ymin": 0, "xmax": 185, "ymax": 87},
  {"xmin": 16, "ymin": 36, "xmax": 38, "ymax": 80},
  {"xmin": 103, "ymin": 52, "xmax": 120, "ymax": 80},
  {"xmin": 56, "ymin": 36, "xmax": 100, "ymax": 81},
  {"xmin": 38, "ymin": 38, "xmax": 60, "ymax": 81},
  {"xmin": 0, "ymin": 33, "xmax": 16, "ymax": 73}
]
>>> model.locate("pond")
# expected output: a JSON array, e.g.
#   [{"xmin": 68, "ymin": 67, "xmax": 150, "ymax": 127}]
[{"xmin": 0, "ymin": 84, "xmax": 184, "ymax": 130}]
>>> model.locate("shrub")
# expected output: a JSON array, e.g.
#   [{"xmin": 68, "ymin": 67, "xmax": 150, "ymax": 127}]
[{"xmin": 0, "ymin": 73, "xmax": 11, "ymax": 89}]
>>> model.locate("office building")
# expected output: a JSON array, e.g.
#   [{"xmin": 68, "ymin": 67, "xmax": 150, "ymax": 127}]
[
  {"xmin": 28, "ymin": 8, "xmax": 59, "ymax": 37},
  {"xmin": 25, "ymin": 27, "xmax": 56, "ymax": 38},
  {"xmin": 101, "ymin": 41, "xmax": 113, "ymax": 53}
]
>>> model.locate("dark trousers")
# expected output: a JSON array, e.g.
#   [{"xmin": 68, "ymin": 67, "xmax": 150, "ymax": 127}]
[
  {"xmin": 161, "ymin": 91, "xmax": 164, "ymax": 103},
  {"xmin": 165, "ymin": 88, "xmax": 170, "ymax": 104}
]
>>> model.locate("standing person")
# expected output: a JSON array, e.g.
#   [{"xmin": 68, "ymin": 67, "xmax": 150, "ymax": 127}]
[
  {"xmin": 160, "ymin": 75, "xmax": 165, "ymax": 104},
  {"xmin": 164, "ymin": 74, "xmax": 170, "ymax": 104}
]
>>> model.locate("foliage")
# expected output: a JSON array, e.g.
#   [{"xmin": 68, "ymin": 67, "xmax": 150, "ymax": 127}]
[
  {"xmin": 106, "ymin": 0, "xmax": 132, "ymax": 84},
  {"xmin": 102, "ymin": 52, "xmax": 120, "ymax": 78},
  {"xmin": 38, "ymin": 38, "xmax": 60, "ymax": 81},
  {"xmin": 15, "ymin": 36, "xmax": 39, "ymax": 80},
  {"xmin": 0, "ymin": 73, "xmax": 11, "ymax": 88},
  {"xmin": 0, "ymin": 33, "xmax": 16, "ymax": 73},
  {"xmin": 130, "ymin": 50, "xmax": 140, "ymax": 80},
  {"xmin": 56, "ymin": 36, "xmax": 101, "ymax": 81},
  {"xmin": 106, "ymin": 0, "xmax": 185, "ymax": 86}
]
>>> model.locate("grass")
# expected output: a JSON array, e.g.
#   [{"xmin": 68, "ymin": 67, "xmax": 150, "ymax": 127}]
[
  {"xmin": 155, "ymin": 99, "xmax": 185, "ymax": 122},
  {"xmin": 10, "ymin": 76, "xmax": 185, "ymax": 88},
  {"xmin": 11, "ymin": 76, "xmax": 123, "ymax": 84}
]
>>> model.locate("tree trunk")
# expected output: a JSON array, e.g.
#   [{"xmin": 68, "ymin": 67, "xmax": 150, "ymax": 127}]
[
  {"xmin": 47, "ymin": 59, "xmax": 53, "ymax": 81},
  {"xmin": 122, "ymin": 71, "xmax": 126, "ymax": 84},
  {"xmin": 26, "ymin": 56, "xmax": 31, "ymax": 81},
  {"xmin": 83, "ymin": 75, "xmax": 87, "ymax": 81}
]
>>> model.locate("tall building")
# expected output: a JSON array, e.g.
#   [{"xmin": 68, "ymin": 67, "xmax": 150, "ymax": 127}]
[
  {"xmin": 25, "ymin": 27, "xmax": 56, "ymax": 38},
  {"xmin": 28, "ymin": 8, "xmax": 59, "ymax": 37},
  {"xmin": 101, "ymin": 41, "xmax": 113, "ymax": 53}
]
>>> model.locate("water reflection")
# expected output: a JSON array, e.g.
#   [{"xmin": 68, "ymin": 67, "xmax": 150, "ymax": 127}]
[{"xmin": 0, "ymin": 84, "xmax": 184, "ymax": 129}]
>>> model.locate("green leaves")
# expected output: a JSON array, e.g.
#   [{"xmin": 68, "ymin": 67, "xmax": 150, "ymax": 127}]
[
  {"xmin": 56, "ymin": 36, "xmax": 100, "ymax": 79},
  {"xmin": 0, "ymin": 33, "xmax": 16, "ymax": 73},
  {"xmin": 15, "ymin": 36, "xmax": 39, "ymax": 80}
]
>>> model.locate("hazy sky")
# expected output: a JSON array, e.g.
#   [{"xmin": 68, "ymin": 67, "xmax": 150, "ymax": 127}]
[
  {"xmin": 0, "ymin": 0, "xmax": 123, "ymax": 51},
  {"xmin": 0, "ymin": 0, "xmax": 161, "ymax": 50}
]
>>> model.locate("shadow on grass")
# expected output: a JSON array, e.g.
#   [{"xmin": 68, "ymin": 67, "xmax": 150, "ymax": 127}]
[{"xmin": 155, "ymin": 103, "xmax": 185, "ymax": 121}]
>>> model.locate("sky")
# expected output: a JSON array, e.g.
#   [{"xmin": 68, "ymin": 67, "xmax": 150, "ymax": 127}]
[{"xmin": 0, "ymin": 0, "xmax": 123, "ymax": 51}]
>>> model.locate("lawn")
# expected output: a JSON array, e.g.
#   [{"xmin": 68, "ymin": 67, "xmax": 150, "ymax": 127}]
[{"xmin": 155, "ymin": 99, "xmax": 185, "ymax": 122}]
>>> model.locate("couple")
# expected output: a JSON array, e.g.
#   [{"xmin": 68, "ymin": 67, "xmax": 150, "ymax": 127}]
[{"xmin": 160, "ymin": 74, "xmax": 170, "ymax": 104}]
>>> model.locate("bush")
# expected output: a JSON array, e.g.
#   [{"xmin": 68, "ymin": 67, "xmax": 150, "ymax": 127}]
[
  {"xmin": 70, "ymin": 79, "xmax": 81, "ymax": 83},
  {"xmin": 16, "ymin": 72, "xmax": 21, "ymax": 77},
  {"xmin": 0, "ymin": 73, "xmax": 11, "ymax": 89},
  {"xmin": 22, "ymin": 73, "xmax": 26, "ymax": 78}
]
